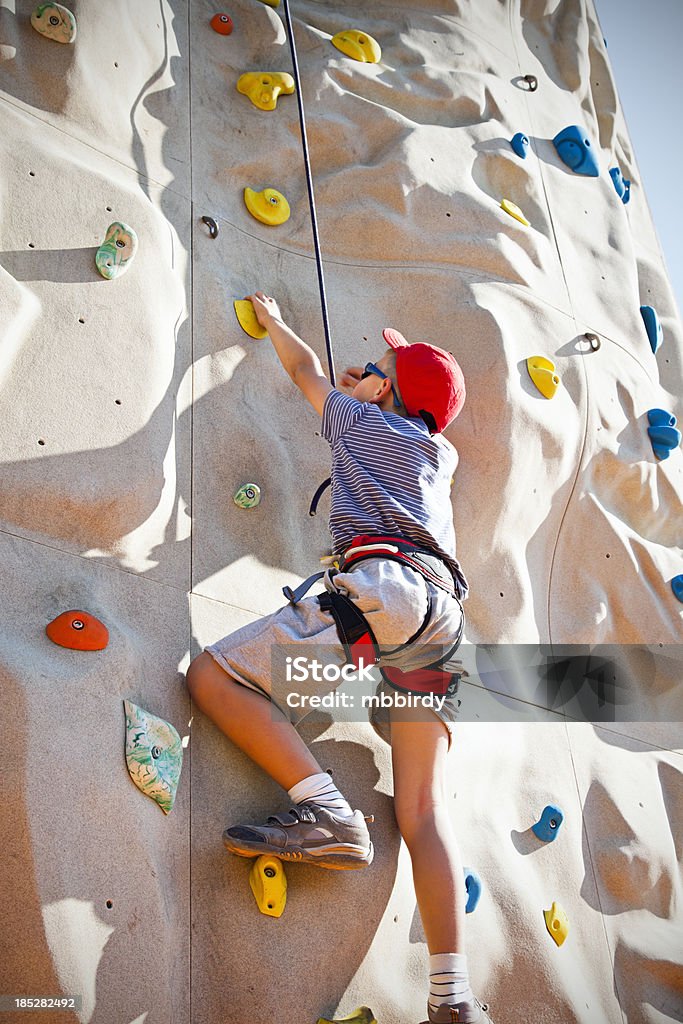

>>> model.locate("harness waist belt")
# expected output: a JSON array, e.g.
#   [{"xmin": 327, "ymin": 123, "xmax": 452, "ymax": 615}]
[
  {"xmin": 282, "ymin": 534, "xmax": 459, "ymax": 606},
  {"xmin": 338, "ymin": 534, "xmax": 459, "ymax": 597}
]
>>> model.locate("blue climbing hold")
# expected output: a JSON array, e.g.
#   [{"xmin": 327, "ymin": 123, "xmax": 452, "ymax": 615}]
[
  {"xmin": 672, "ymin": 575, "xmax": 683, "ymax": 602},
  {"xmin": 647, "ymin": 409, "xmax": 681, "ymax": 460},
  {"xmin": 648, "ymin": 409, "xmax": 675, "ymax": 428},
  {"xmin": 609, "ymin": 167, "xmax": 625, "ymax": 199},
  {"xmin": 552, "ymin": 125, "xmax": 600, "ymax": 177},
  {"xmin": 610, "ymin": 168, "xmax": 631, "ymax": 203},
  {"xmin": 463, "ymin": 868, "xmax": 482, "ymax": 914},
  {"xmin": 510, "ymin": 132, "xmax": 530, "ymax": 159},
  {"xmin": 641, "ymin": 305, "xmax": 663, "ymax": 353},
  {"xmin": 609, "ymin": 167, "xmax": 625, "ymax": 198},
  {"xmin": 532, "ymin": 804, "xmax": 564, "ymax": 843}
]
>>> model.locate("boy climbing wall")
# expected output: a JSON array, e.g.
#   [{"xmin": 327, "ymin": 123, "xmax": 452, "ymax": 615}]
[{"xmin": 186, "ymin": 291, "xmax": 495, "ymax": 1024}]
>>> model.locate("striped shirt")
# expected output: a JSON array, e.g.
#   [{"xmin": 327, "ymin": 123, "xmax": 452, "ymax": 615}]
[{"xmin": 321, "ymin": 389, "xmax": 468, "ymax": 599}]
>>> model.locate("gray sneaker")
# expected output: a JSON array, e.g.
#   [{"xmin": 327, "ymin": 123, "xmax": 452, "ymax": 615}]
[
  {"xmin": 223, "ymin": 802, "xmax": 374, "ymax": 870},
  {"xmin": 421, "ymin": 998, "xmax": 495, "ymax": 1023}
]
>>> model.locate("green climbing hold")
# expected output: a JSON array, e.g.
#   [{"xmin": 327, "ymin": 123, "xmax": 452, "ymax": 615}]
[
  {"xmin": 124, "ymin": 700, "xmax": 183, "ymax": 815},
  {"xmin": 31, "ymin": 3, "xmax": 76, "ymax": 44},
  {"xmin": 95, "ymin": 222, "xmax": 138, "ymax": 280},
  {"xmin": 234, "ymin": 483, "xmax": 261, "ymax": 509}
]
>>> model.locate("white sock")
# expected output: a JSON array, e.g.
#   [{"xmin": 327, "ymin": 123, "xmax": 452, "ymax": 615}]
[
  {"xmin": 287, "ymin": 770, "xmax": 354, "ymax": 817},
  {"xmin": 428, "ymin": 952, "xmax": 474, "ymax": 1014}
]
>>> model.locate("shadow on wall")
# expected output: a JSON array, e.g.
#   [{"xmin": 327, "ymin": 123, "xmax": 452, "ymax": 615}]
[
  {"xmin": 0, "ymin": 340, "xmax": 328, "ymax": 573},
  {"xmin": 579, "ymin": 760, "xmax": 683, "ymax": 1021},
  {"xmin": 190, "ymin": 711, "xmax": 403, "ymax": 1022},
  {"xmin": 0, "ymin": 4, "xmax": 76, "ymax": 112},
  {"xmin": 0, "ymin": 665, "xmax": 76, "ymax": 1024}
]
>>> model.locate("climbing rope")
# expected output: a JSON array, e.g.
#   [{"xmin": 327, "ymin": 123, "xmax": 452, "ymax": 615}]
[{"xmin": 281, "ymin": 0, "xmax": 336, "ymax": 385}]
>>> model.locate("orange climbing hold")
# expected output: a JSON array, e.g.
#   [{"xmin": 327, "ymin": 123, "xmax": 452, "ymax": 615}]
[
  {"xmin": 210, "ymin": 13, "xmax": 233, "ymax": 35},
  {"xmin": 46, "ymin": 610, "xmax": 109, "ymax": 651}
]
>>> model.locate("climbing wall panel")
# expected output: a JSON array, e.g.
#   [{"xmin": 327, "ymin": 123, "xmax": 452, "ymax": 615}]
[
  {"xmin": 0, "ymin": 100, "xmax": 192, "ymax": 590},
  {"xmin": 0, "ymin": 529, "xmax": 190, "ymax": 1022},
  {"xmin": 0, "ymin": 0, "xmax": 190, "ymax": 193}
]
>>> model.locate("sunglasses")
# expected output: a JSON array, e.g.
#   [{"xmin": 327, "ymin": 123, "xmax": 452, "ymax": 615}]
[{"xmin": 360, "ymin": 362, "xmax": 402, "ymax": 408}]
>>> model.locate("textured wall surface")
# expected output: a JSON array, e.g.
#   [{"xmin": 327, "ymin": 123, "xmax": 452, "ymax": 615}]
[{"xmin": 0, "ymin": 1, "xmax": 681, "ymax": 1022}]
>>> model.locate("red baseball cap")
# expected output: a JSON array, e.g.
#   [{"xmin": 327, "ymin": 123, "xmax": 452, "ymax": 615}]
[{"xmin": 383, "ymin": 328, "xmax": 465, "ymax": 433}]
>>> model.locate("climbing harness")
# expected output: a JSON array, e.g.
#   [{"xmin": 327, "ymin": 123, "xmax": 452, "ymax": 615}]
[
  {"xmin": 308, "ymin": 476, "xmax": 331, "ymax": 517},
  {"xmin": 282, "ymin": 535, "xmax": 465, "ymax": 698}
]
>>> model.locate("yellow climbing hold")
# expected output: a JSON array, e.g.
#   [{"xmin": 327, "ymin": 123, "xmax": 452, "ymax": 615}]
[
  {"xmin": 237, "ymin": 71, "xmax": 295, "ymax": 111},
  {"xmin": 544, "ymin": 901, "xmax": 569, "ymax": 947},
  {"xmin": 234, "ymin": 299, "xmax": 267, "ymax": 339},
  {"xmin": 527, "ymin": 355, "xmax": 561, "ymax": 399},
  {"xmin": 331, "ymin": 30, "xmax": 381, "ymax": 64},
  {"xmin": 244, "ymin": 187, "xmax": 291, "ymax": 226},
  {"xmin": 249, "ymin": 855, "xmax": 287, "ymax": 918},
  {"xmin": 317, "ymin": 1009, "xmax": 377, "ymax": 1024},
  {"xmin": 256, "ymin": 0, "xmax": 280, "ymax": 6},
  {"xmin": 500, "ymin": 198, "xmax": 530, "ymax": 226}
]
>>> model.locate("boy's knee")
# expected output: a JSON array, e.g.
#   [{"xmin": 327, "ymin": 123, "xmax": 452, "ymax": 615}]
[{"xmin": 393, "ymin": 793, "xmax": 447, "ymax": 844}]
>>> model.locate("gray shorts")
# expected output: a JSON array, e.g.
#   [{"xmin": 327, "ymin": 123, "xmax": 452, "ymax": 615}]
[{"xmin": 205, "ymin": 560, "xmax": 464, "ymax": 751}]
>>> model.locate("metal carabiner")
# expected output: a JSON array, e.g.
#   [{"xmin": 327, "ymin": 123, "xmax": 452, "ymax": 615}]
[{"xmin": 202, "ymin": 216, "xmax": 218, "ymax": 239}]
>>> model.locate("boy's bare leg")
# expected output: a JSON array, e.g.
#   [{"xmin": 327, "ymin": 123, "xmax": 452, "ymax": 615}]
[
  {"xmin": 186, "ymin": 652, "xmax": 323, "ymax": 790},
  {"xmin": 389, "ymin": 705, "xmax": 466, "ymax": 954}
]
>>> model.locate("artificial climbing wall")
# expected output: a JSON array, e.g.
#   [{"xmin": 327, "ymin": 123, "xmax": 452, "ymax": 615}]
[{"xmin": 1, "ymin": 1, "xmax": 681, "ymax": 1023}]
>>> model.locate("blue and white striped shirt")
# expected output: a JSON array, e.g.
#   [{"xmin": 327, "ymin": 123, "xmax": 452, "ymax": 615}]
[{"xmin": 321, "ymin": 389, "xmax": 468, "ymax": 599}]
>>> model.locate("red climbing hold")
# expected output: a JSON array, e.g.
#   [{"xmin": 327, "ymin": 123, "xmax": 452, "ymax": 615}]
[
  {"xmin": 46, "ymin": 610, "xmax": 109, "ymax": 651},
  {"xmin": 211, "ymin": 12, "xmax": 233, "ymax": 35}
]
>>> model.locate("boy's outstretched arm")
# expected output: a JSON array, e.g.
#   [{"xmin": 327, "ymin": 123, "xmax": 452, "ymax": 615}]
[{"xmin": 247, "ymin": 291, "xmax": 333, "ymax": 416}]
